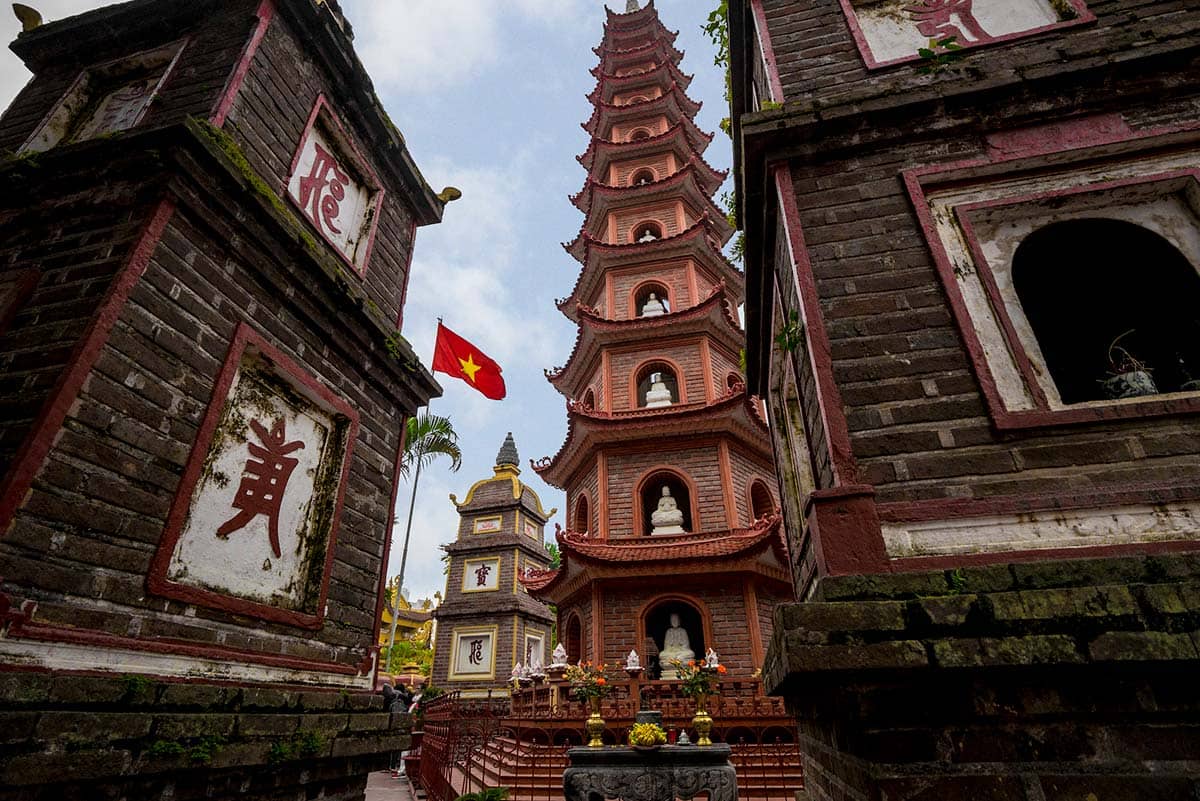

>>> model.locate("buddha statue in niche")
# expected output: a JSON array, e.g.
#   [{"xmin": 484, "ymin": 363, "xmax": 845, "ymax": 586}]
[
  {"xmin": 659, "ymin": 612, "xmax": 695, "ymax": 678},
  {"xmin": 640, "ymin": 292, "xmax": 667, "ymax": 317},
  {"xmin": 650, "ymin": 485, "xmax": 685, "ymax": 534},
  {"xmin": 644, "ymin": 372, "xmax": 673, "ymax": 408}
]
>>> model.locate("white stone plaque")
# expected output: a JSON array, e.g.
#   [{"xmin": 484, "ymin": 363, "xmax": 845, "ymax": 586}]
[
  {"xmin": 287, "ymin": 124, "xmax": 376, "ymax": 271},
  {"xmin": 452, "ymin": 629, "xmax": 496, "ymax": 677}
]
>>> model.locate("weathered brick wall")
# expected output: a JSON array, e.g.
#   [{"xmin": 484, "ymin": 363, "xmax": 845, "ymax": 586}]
[
  {"xmin": 0, "ymin": 671, "xmax": 406, "ymax": 801},
  {"xmin": 764, "ymin": 554, "xmax": 1200, "ymax": 800},
  {"xmin": 729, "ymin": 444, "xmax": 778, "ymax": 525},
  {"xmin": 566, "ymin": 461, "xmax": 600, "ymax": 534},
  {"xmin": 223, "ymin": 12, "xmax": 419, "ymax": 330},
  {"xmin": 0, "ymin": 1, "xmax": 256, "ymax": 153},
  {"xmin": 759, "ymin": 0, "xmax": 1199, "ymax": 109}
]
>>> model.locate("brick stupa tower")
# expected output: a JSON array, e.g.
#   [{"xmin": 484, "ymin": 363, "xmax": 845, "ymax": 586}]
[
  {"xmin": 523, "ymin": 0, "xmax": 792, "ymax": 680},
  {"xmin": 433, "ymin": 433, "xmax": 555, "ymax": 696}
]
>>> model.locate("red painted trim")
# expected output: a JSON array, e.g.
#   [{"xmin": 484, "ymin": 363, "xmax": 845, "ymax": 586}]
[
  {"xmin": 748, "ymin": 0, "xmax": 784, "ymax": 102},
  {"xmin": 632, "ymin": 464, "xmax": 702, "ymax": 537},
  {"xmin": 12, "ymin": 622, "xmax": 356, "ymax": 675},
  {"xmin": 891, "ymin": 538, "xmax": 1200, "ymax": 573},
  {"xmin": 904, "ymin": 124, "xmax": 1200, "ymax": 430},
  {"xmin": 774, "ymin": 166, "xmax": 858, "ymax": 485},
  {"xmin": 879, "ymin": 480, "xmax": 1200, "ymax": 524},
  {"xmin": 805, "ymin": 484, "xmax": 889, "ymax": 576},
  {"xmin": 209, "ymin": 0, "xmax": 275, "ymax": 127},
  {"xmin": 284, "ymin": 94, "xmax": 386, "ymax": 278},
  {"xmin": 0, "ymin": 269, "xmax": 39, "ymax": 338},
  {"xmin": 395, "ymin": 218, "xmax": 418, "ymax": 330},
  {"xmin": 146, "ymin": 322, "xmax": 360, "ymax": 630},
  {"xmin": 0, "ymin": 199, "xmax": 176, "ymax": 536},
  {"xmin": 836, "ymin": 0, "xmax": 1094, "ymax": 71},
  {"xmin": 370, "ymin": 415, "xmax": 409, "ymax": 685}
]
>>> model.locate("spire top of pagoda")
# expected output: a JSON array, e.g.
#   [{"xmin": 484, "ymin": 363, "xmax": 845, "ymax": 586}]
[
  {"xmin": 496, "ymin": 432, "xmax": 519, "ymax": 469},
  {"xmin": 626, "ymin": 0, "xmax": 640, "ymax": 11}
]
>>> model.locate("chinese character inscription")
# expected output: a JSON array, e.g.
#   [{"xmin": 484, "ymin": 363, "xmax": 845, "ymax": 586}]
[{"xmin": 216, "ymin": 418, "xmax": 305, "ymax": 558}]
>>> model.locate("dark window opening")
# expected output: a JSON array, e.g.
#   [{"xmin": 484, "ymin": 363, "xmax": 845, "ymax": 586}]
[
  {"xmin": 630, "ymin": 168, "xmax": 656, "ymax": 186},
  {"xmin": 640, "ymin": 471, "xmax": 692, "ymax": 535},
  {"xmin": 628, "ymin": 128, "xmax": 652, "ymax": 142},
  {"xmin": 750, "ymin": 480, "xmax": 776, "ymax": 519},
  {"xmin": 564, "ymin": 615, "xmax": 582, "ymax": 663},
  {"xmin": 573, "ymin": 495, "xmax": 590, "ymax": 533},
  {"xmin": 1012, "ymin": 218, "xmax": 1200, "ymax": 404},
  {"xmin": 635, "ymin": 283, "xmax": 670, "ymax": 316},
  {"xmin": 645, "ymin": 600, "xmax": 704, "ymax": 675},
  {"xmin": 632, "ymin": 221, "xmax": 663, "ymax": 242},
  {"xmin": 636, "ymin": 363, "xmax": 679, "ymax": 407}
]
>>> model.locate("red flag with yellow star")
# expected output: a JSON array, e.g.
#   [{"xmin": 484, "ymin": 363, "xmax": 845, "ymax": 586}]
[{"xmin": 431, "ymin": 322, "xmax": 506, "ymax": 400}]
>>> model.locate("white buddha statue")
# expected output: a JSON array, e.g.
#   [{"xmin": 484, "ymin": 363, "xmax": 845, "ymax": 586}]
[
  {"xmin": 650, "ymin": 485, "xmax": 685, "ymax": 534},
  {"xmin": 644, "ymin": 373, "xmax": 673, "ymax": 408},
  {"xmin": 640, "ymin": 292, "xmax": 667, "ymax": 317},
  {"xmin": 659, "ymin": 613, "xmax": 695, "ymax": 678},
  {"xmin": 637, "ymin": 228, "xmax": 658, "ymax": 243},
  {"xmin": 550, "ymin": 642, "xmax": 568, "ymax": 668}
]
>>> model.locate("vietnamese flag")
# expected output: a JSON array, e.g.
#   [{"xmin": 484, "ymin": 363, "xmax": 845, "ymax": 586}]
[{"xmin": 431, "ymin": 322, "xmax": 507, "ymax": 400}]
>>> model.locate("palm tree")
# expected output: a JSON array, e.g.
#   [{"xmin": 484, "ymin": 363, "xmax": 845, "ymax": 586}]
[
  {"xmin": 401, "ymin": 412, "xmax": 463, "ymax": 478},
  {"xmin": 386, "ymin": 411, "xmax": 462, "ymax": 657}
]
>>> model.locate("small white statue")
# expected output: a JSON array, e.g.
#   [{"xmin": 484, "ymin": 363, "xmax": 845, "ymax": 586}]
[
  {"xmin": 640, "ymin": 292, "xmax": 666, "ymax": 317},
  {"xmin": 625, "ymin": 649, "xmax": 641, "ymax": 670},
  {"xmin": 638, "ymin": 228, "xmax": 658, "ymax": 243},
  {"xmin": 659, "ymin": 612, "xmax": 695, "ymax": 678},
  {"xmin": 511, "ymin": 663, "xmax": 523, "ymax": 682},
  {"xmin": 644, "ymin": 373, "xmax": 673, "ymax": 408},
  {"xmin": 705, "ymin": 648, "xmax": 720, "ymax": 669},
  {"xmin": 550, "ymin": 642, "xmax": 568, "ymax": 668},
  {"xmin": 650, "ymin": 486, "xmax": 685, "ymax": 534}
]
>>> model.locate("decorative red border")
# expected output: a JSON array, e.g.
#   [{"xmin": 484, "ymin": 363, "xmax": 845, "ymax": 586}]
[
  {"xmin": 0, "ymin": 269, "xmax": 39, "ymax": 338},
  {"xmin": 146, "ymin": 321, "xmax": 360, "ymax": 630},
  {"xmin": 0, "ymin": 199, "xmax": 177, "ymax": 536},
  {"xmin": 835, "ymin": 0, "xmax": 1095, "ymax": 70},
  {"xmin": 209, "ymin": 0, "xmax": 275, "ymax": 127},
  {"xmin": 284, "ymin": 94, "xmax": 385, "ymax": 278},
  {"xmin": 904, "ymin": 122, "xmax": 1200, "ymax": 430},
  {"xmin": 748, "ymin": 0, "xmax": 784, "ymax": 102},
  {"xmin": 774, "ymin": 165, "xmax": 858, "ymax": 485}
]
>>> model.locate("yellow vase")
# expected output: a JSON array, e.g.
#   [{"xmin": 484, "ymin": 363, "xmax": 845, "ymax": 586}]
[
  {"xmin": 586, "ymin": 695, "xmax": 605, "ymax": 747},
  {"xmin": 692, "ymin": 691, "xmax": 713, "ymax": 746}
]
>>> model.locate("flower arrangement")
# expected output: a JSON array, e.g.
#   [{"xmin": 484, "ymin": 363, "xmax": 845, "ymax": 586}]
[
  {"xmin": 628, "ymin": 722, "xmax": 667, "ymax": 747},
  {"xmin": 670, "ymin": 658, "xmax": 726, "ymax": 698},
  {"xmin": 563, "ymin": 661, "xmax": 612, "ymax": 703}
]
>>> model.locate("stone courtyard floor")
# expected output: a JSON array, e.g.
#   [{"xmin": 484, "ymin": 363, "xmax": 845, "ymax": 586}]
[{"xmin": 365, "ymin": 770, "xmax": 417, "ymax": 801}]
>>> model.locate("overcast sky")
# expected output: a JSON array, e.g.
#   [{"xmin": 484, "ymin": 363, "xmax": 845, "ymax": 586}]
[{"xmin": 0, "ymin": 0, "xmax": 732, "ymax": 605}]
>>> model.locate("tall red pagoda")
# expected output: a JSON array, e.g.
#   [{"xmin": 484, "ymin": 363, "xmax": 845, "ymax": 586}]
[{"xmin": 524, "ymin": 0, "xmax": 791, "ymax": 680}]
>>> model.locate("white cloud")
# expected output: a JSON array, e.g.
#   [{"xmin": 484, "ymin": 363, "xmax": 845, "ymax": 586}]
[{"xmin": 346, "ymin": 0, "xmax": 589, "ymax": 93}]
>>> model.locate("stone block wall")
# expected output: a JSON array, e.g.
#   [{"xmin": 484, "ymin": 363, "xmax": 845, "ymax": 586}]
[
  {"xmin": 763, "ymin": 554, "xmax": 1200, "ymax": 800},
  {"xmin": 0, "ymin": 671, "xmax": 407, "ymax": 801}
]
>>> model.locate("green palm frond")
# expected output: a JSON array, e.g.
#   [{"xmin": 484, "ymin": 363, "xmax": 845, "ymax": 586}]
[{"xmin": 401, "ymin": 412, "xmax": 463, "ymax": 478}]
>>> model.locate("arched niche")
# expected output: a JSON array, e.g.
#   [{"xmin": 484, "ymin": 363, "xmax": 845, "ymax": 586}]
[
  {"xmin": 632, "ymin": 281, "xmax": 671, "ymax": 317},
  {"xmin": 628, "ymin": 128, "xmax": 652, "ymax": 142},
  {"xmin": 641, "ymin": 597, "xmax": 708, "ymax": 678},
  {"xmin": 1012, "ymin": 218, "xmax": 1200, "ymax": 403},
  {"xmin": 563, "ymin": 613, "xmax": 583, "ymax": 664},
  {"xmin": 636, "ymin": 468, "xmax": 695, "ymax": 536},
  {"xmin": 573, "ymin": 492, "xmax": 590, "ymax": 534},
  {"xmin": 581, "ymin": 387, "xmax": 596, "ymax": 409},
  {"xmin": 630, "ymin": 167, "xmax": 656, "ymax": 186},
  {"xmin": 631, "ymin": 220, "xmax": 663, "ymax": 242},
  {"xmin": 725, "ymin": 372, "xmax": 742, "ymax": 391},
  {"xmin": 634, "ymin": 360, "xmax": 681, "ymax": 408},
  {"xmin": 749, "ymin": 479, "xmax": 776, "ymax": 520}
]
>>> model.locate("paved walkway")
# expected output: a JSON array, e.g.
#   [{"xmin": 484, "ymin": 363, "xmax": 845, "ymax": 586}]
[{"xmin": 365, "ymin": 770, "xmax": 418, "ymax": 801}]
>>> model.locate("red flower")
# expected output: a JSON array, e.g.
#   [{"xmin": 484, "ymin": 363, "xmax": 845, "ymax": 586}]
[
  {"xmin": 596, "ymin": 678, "xmax": 606, "ymax": 686},
  {"xmin": 717, "ymin": 665, "xmax": 727, "ymax": 674},
  {"xmin": 687, "ymin": 660, "xmax": 696, "ymax": 667}
]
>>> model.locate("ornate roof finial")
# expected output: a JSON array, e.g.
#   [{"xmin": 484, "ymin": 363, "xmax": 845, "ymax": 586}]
[
  {"xmin": 626, "ymin": 0, "xmax": 639, "ymax": 12},
  {"xmin": 496, "ymin": 432, "xmax": 519, "ymax": 468}
]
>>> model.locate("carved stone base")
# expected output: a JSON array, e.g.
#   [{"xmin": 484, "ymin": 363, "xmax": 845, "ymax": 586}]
[{"xmin": 564, "ymin": 745, "xmax": 737, "ymax": 801}]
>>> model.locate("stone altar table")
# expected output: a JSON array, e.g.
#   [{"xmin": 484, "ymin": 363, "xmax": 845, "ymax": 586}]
[{"xmin": 563, "ymin": 745, "xmax": 738, "ymax": 801}]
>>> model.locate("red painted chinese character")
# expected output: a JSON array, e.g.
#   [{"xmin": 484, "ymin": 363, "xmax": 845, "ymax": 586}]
[
  {"xmin": 216, "ymin": 418, "xmax": 305, "ymax": 558},
  {"xmin": 468, "ymin": 639, "xmax": 484, "ymax": 665},
  {"xmin": 474, "ymin": 564, "xmax": 492, "ymax": 587},
  {"xmin": 903, "ymin": 0, "xmax": 991, "ymax": 43},
  {"xmin": 297, "ymin": 142, "xmax": 349, "ymax": 237}
]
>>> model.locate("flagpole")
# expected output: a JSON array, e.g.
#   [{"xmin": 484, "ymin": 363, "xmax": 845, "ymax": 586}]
[{"xmin": 385, "ymin": 400, "xmax": 429, "ymax": 672}]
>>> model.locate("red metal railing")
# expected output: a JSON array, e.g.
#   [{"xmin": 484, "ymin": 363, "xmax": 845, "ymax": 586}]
[{"xmin": 417, "ymin": 678, "xmax": 802, "ymax": 801}]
